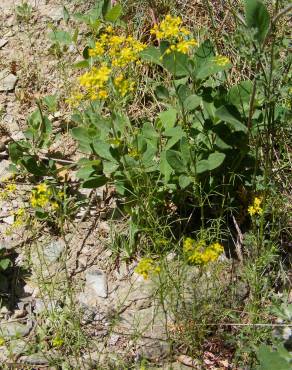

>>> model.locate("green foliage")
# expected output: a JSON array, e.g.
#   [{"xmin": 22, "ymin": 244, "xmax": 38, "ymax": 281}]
[
  {"xmin": 6, "ymin": 2, "xmax": 291, "ymax": 367},
  {"xmin": 0, "ymin": 248, "xmax": 11, "ymax": 271},
  {"xmin": 15, "ymin": 1, "xmax": 32, "ymax": 22},
  {"xmin": 8, "ymin": 103, "xmax": 56, "ymax": 178},
  {"xmin": 256, "ymin": 345, "xmax": 292, "ymax": 370},
  {"xmin": 245, "ymin": 0, "xmax": 270, "ymax": 44}
]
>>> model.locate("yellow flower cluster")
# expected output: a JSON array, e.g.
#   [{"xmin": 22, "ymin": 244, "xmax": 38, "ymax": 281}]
[
  {"xmin": 0, "ymin": 183, "xmax": 17, "ymax": 201},
  {"xmin": 248, "ymin": 197, "xmax": 263, "ymax": 216},
  {"xmin": 114, "ymin": 74, "xmax": 135, "ymax": 97},
  {"xmin": 30, "ymin": 183, "xmax": 59, "ymax": 211},
  {"xmin": 89, "ymin": 31, "xmax": 146, "ymax": 67},
  {"xmin": 5, "ymin": 208, "xmax": 26, "ymax": 236},
  {"xmin": 213, "ymin": 55, "xmax": 230, "ymax": 67},
  {"xmin": 135, "ymin": 257, "xmax": 161, "ymax": 280},
  {"xmin": 65, "ymin": 91, "xmax": 83, "ymax": 108},
  {"xmin": 183, "ymin": 238, "xmax": 224, "ymax": 265},
  {"xmin": 150, "ymin": 15, "xmax": 197, "ymax": 55},
  {"xmin": 68, "ymin": 27, "xmax": 145, "ymax": 104},
  {"xmin": 52, "ymin": 336, "xmax": 64, "ymax": 348},
  {"xmin": 79, "ymin": 64, "xmax": 111, "ymax": 100}
]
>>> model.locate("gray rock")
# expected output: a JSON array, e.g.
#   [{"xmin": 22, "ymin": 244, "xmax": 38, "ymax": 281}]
[
  {"xmin": 109, "ymin": 274, "xmax": 154, "ymax": 310},
  {"xmin": 46, "ymin": 6, "xmax": 64, "ymax": 21},
  {"xmin": 34, "ymin": 298, "xmax": 58, "ymax": 314},
  {"xmin": 43, "ymin": 239, "xmax": 65, "ymax": 263},
  {"xmin": 2, "ymin": 215, "xmax": 14, "ymax": 225},
  {"xmin": 118, "ymin": 305, "xmax": 169, "ymax": 340},
  {"xmin": 0, "ymin": 160, "xmax": 10, "ymax": 181},
  {"xmin": 0, "ymin": 70, "xmax": 18, "ymax": 91},
  {"xmin": 153, "ymin": 362, "xmax": 191, "ymax": 370},
  {"xmin": 81, "ymin": 306, "xmax": 96, "ymax": 324},
  {"xmin": 20, "ymin": 353, "xmax": 49, "ymax": 365},
  {"xmin": 108, "ymin": 333, "xmax": 120, "ymax": 346},
  {"xmin": 7, "ymin": 339, "xmax": 27, "ymax": 355},
  {"xmin": 138, "ymin": 339, "xmax": 171, "ymax": 361},
  {"xmin": 0, "ymin": 39, "xmax": 8, "ymax": 49},
  {"xmin": 85, "ymin": 269, "xmax": 108, "ymax": 298},
  {"xmin": 0, "ymin": 322, "xmax": 31, "ymax": 338}
]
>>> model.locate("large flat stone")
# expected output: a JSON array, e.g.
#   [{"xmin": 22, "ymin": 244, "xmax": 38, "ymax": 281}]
[
  {"xmin": 85, "ymin": 269, "xmax": 108, "ymax": 298},
  {"xmin": 0, "ymin": 70, "xmax": 18, "ymax": 91},
  {"xmin": 0, "ymin": 322, "xmax": 31, "ymax": 338},
  {"xmin": 0, "ymin": 160, "xmax": 11, "ymax": 181}
]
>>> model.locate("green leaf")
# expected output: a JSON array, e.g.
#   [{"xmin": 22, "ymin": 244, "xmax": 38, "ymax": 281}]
[
  {"xmin": 245, "ymin": 0, "xmax": 270, "ymax": 44},
  {"xmin": 160, "ymin": 151, "xmax": 173, "ymax": 183},
  {"xmin": 21, "ymin": 157, "xmax": 48, "ymax": 176},
  {"xmin": 256, "ymin": 345, "xmax": 292, "ymax": 370},
  {"xmin": 184, "ymin": 94, "xmax": 201, "ymax": 112},
  {"xmin": 71, "ymin": 127, "xmax": 92, "ymax": 143},
  {"xmin": 0, "ymin": 258, "xmax": 11, "ymax": 271},
  {"xmin": 83, "ymin": 46, "xmax": 90, "ymax": 59},
  {"xmin": 49, "ymin": 30, "xmax": 72, "ymax": 45},
  {"xmin": 139, "ymin": 46, "xmax": 162, "ymax": 66},
  {"xmin": 215, "ymin": 135, "xmax": 232, "ymax": 150},
  {"xmin": 196, "ymin": 152, "xmax": 226, "ymax": 174},
  {"xmin": 73, "ymin": 60, "xmax": 90, "ymax": 69},
  {"xmin": 179, "ymin": 175, "xmax": 192, "ymax": 189},
  {"xmin": 82, "ymin": 175, "xmax": 108, "ymax": 188},
  {"xmin": 195, "ymin": 40, "xmax": 215, "ymax": 64},
  {"xmin": 76, "ymin": 166, "xmax": 97, "ymax": 180},
  {"xmin": 103, "ymin": 160, "xmax": 119, "ymax": 175},
  {"xmin": 42, "ymin": 95, "xmax": 58, "ymax": 113},
  {"xmin": 8, "ymin": 142, "xmax": 24, "ymax": 163},
  {"xmin": 105, "ymin": 4, "xmax": 123, "ymax": 22},
  {"xmin": 164, "ymin": 126, "xmax": 185, "ymax": 150},
  {"xmin": 93, "ymin": 140, "xmax": 117, "ymax": 162},
  {"xmin": 180, "ymin": 137, "xmax": 191, "ymax": 164},
  {"xmin": 208, "ymin": 152, "xmax": 226, "ymax": 170},
  {"xmin": 155, "ymin": 85, "xmax": 169, "ymax": 100},
  {"xmin": 196, "ymin": 57, "xmax": 231, "ymax": 80},
  {"xmin": 102, "ymin": 0, "xmax": 111, "ymax": 17},
  {"xmin": 166, "ymin": 150, "xmax": 185, "ymax": 173},
  {"xmin": 228, "ymin": 80, "xmax": 252, "ymax": 116},
  {"xmin": 63, "ymin": 6, "xmax": 70, "ymax": 23},
  {"xmin": 142, "ymin": 122, "xmax": 160, "ymax": 140},
  {"xmin": 216, "ymin": 105, "xmax": 247, "ymax": 132},
  {"xmin": 163, "ymin": 51, "xmax": 190, "ymax": 77},
  {"xmin": 159, "ymin": 108, "xmax": 177, "ymax": 129}
]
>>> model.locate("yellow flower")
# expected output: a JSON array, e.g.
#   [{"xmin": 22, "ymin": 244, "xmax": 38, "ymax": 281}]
[
  {"xmin": 79, "ymin": 64, "xmax": 111, "ymax": 101},
  {"xmin": 183, "ymin": 238, "xmax": 223, "ymax": 265},
  {"xmin": 65, "ymin": 91, "xmax": 83, "ymax": 107},
  {"xmin": 248, "ymin": 197, "xmax": 263, "ymax": 217},
  {"xmin": 0, "ymin": 337, "xmax": 5, "ymax": 346},
  {"xmin": 31, "ymin": 183, "xmax": 52, "ymax": 208},
  {"xmin": 175, "ymin": 39, "xmax": 197, "ymax": 54},
  {"xmin": 52, "ymin": 336, "xmax": 64, "ymax": 348},
  {"xmin": 6, "ymin": 184, "xmax": 17, "ymax": 192},
  {"xmin": 183, "ymin": 237, "xmax": 196, "ymax": 252},
  {"xmin": 114, "ymin": 74, "xmax": 135, "ymax": 96},
  {"xmin": 105, "ymin": 25, "xmax": 113, "ymax": 33},
  {"xmin": 135, "ymin": 258, "xmax": 161, "ymax": 280},
  {"xmin": 151, "ymin": 15, "xmax": 197, "ymax": 56},
  {"xmin": 51, "ymin": 202, "xmax": 59, "ymax": 211},
  {"xmin": 213, "ymin": 55, "xmax": 230, "ymax": 67},
  {"xmin": 36, "ymin": 183, "xmax": 48, "ymax": 193},
  {"xmin": 88, "ymin": 41, "xmax": 105, "ymax": 57},
  {"xmin": 128, "ymin": 148, "xmax": 139, "ymax": 159},
  {"xmin": 151, "ymin": 15, "xmax": 182, "ymax": 40},
  {"xmin": 97, "ymin": 89, "xmax": 109, "ymax": 99}
]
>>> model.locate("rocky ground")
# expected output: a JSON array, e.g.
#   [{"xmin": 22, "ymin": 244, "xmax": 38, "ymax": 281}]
[{"xmin": 0, "ymin": 1, "xmax": 198, "ymax": 369}]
